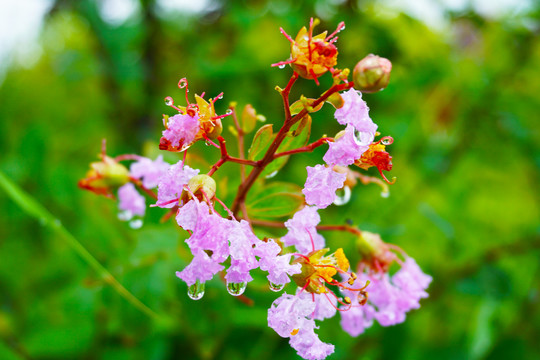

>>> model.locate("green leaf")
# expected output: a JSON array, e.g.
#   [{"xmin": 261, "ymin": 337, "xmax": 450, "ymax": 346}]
[
  {"xmin": 261, "ymin": 115, "xmax": 312, "ymax": 178},
  {"xmin": 248, "ymin": 124, "xmax": 274, "ymax": 161},
  {"xmin": 246, "ymin": 181, "xmax": 304, "ymax": 218}
]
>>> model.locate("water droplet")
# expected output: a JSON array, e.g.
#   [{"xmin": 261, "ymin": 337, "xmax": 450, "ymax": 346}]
[
  {"xmin": 187, "ymin": 280, "xmax": 205, "ymax": 300},
  {"xmin": 226, "ymin": 109, "xmax": 233, "ymax": 114},
  {"xmin": 354, "ymin": 130, "xmax": 372, "ymax": 146},
  {"xmin": 269, "ymin": 281, "xmax": 284, "ymax": 292},
  {"xmin": 341, "ymin": 25, "xmax": 345, "ymax": 30},
  {"xmin": 129, "ymin": 219, "xmax": 143, "ymax": 229},
  {"xmin": 265, "ymin": 170, "xmax": 278, "ymax": 179},
  {"xmin": 217, "ymin": 94, "xmax": 223, "ymax": 99},
  {"xmin": 227, "ymin": 281, "xmax": 247, "ymax": 296},
  {"xmin": 164, "ymin": 96, "xmax": 173, "ymax": 106},
  {"xmin": 278, "ymin": 64, "xmax": 286, "ymax": 69},
  {"xmin": 118, "ymin": 210, "xmax": 133, "ymax": 221},
  {"xmin": 381, "ymin": 191, "xmax": 390, "ymax": 198},
  {"xmin": 334, "ymin": 186, "xmax": 351, "ymax": 206},
  {"xmin": 178, "ymin": 78, "xmax": 187, "ymax": 88},
  {"xmin": 380, "ymin": 136, "xmax": 393, "ymax": 146}
]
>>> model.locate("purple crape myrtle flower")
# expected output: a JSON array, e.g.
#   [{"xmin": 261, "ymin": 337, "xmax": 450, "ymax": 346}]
[
  {"xmin": 156, "ymin": 160, "xmax": 199, "ymax": 208},
  {"xmin": 281, "ymin": 206, "xmax": 325, "ymax": 254},
  {"xmin": 130, "ymin": 155, "xmax": 170, "ymax": 189},
  {"xmin": 225, "ymin": 220, "xmax": 260, "ymax": 284},
  {"xmin": 162, "ymin": 113, "xmax": 200, "ymax": 150},
  {"xmin": 176, "ymin": 199, "xmax": 231, "ymax": 263},
  {"xmin": 117, "ymin": 183, "xmax": 146, "ymax": 220},
  {"xmin": 268, "ymin": 293, "xmax": 335, "ymax": 360},
  {"xmin": 334, "ymin": 89, "xmax": 377, "ymax": 135},
  {"xmin": 297, "ymin": 291, "xmax": 337, "ymax": 321},
  {"xmin": 323, "ymin": 125, "xmax": 372, "ymax": 166},
  {"xmin": 175, "ymin": 249, "xmax": 225, "ymax": 286},
  {"xmin": 340, "ymin": 258, "xmax": 431, "ymax": 333},
  {"xmin": 175, "ymin": 199, "xmax": 232, "ymax": 286},
  {"xmin": 303, "ymin": 164, "xmax": 347, "ymax": 209},
  {"xmin": 255, "ymin": 239, "xmax": 301, "ymax": 287}
]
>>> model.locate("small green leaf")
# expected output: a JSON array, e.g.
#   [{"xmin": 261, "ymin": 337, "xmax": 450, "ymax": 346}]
[
  {"xmin": 248, "ymin": 124, "xmax": 274, "ymax": 161},
  {"xmin": 246, "ymin": 182, "xmax": 304, "ymax": 218}
]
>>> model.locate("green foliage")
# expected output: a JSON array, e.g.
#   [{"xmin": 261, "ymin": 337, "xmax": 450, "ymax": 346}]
[{"xmin": 0, "ymin": 0, "xmax": 539, "ymax": 359}]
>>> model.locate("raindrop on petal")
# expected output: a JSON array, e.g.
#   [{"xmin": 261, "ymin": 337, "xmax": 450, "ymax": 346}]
[
  {"xmin": 334, "ymin": 186, "xmax": 351, "ymax": 206},
  {"xmin": 164, "ymin": 96, "xmax": 174, "ymax": 106},
  {"xmin": 269, "ymin": 281, "xmax": 285, "ymax": 292},
  {"xmin": 278, "ymin": 64, "xmax": 286, "ymax": 69},
  {"xmin": 227, "ymin": 281, "xmax": 247, "ymax": 296},
  {"xmin": 187, "ymin": 280, "xmax": 205, "ymax": 300}
]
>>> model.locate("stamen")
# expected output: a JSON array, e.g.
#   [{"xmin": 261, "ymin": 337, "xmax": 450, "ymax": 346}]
[
  {"xmin": 271, "ymin": 58, "xmax": 297, "ymax": 67},
  {"xmin": 290, "ymin": 329, "xmax": 299, "ymax": 336},
  {"xmin": 326, "ymin": 21, "xmax": 345, "ymax": 41},
  {"xmin": 178, "ymin": 78, "xmax": 190, "ymax": 105},
  {"xmin": 215, "ymin": 196, "xmax": 235, "ymax": 219},
  {"xmin": 323, "ymin": 291, "xmax": 351, "ymax": 312},
  {"xmin": 306, "ymin": 227, "xmax": 316, "ymax": 252},
  {"xmin": 202, "ymin": 134, "xmax": 220, "ymax": 148},
  {"xmin": 100, "ymin": 138, "xmax": 107, "ymax": 158},
  {"xmin": 279, "ymin": 27, "xmax": 295, "ymax": 43}
]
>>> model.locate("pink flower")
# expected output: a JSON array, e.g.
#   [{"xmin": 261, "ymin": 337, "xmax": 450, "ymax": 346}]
[
  {"xmin": 323, "ymin": 125, "xmax": 372, "ymax": 166},
  {"xmin": 176, "ymin": 200, "xmax": 231, "ymax": 263},
  {"xmin": 289, "ymin": 325, "xmax": 335, "ymax": 360},
  {"xmin": 281, "ymin": 206, "xmax": 325, "ymax": 254},
  {"xmin": 162, "ymin": 113, "xmax": 200, "ymax": 151},
  {"xmin": 255, "ymin": 239, "xmax": 301, "ymax": 286},
  {"xmin": 303, "ymin": 164, "xmax": 346, "ymax": 209},
  {"xmin": 334, "ymin": 89, "xmax": 377, "ymax": 135},
  {"xmin": 130, "ymin": 155, "xmax": 170, "ymax": 189},
  {"xmin": 225, "ymin": 220, "xmax": 260, "ymax": 284},
  {"xmin": 297, "ymin": 291, "xmax": 337, "ymax": 321},
  {"xmin": 156, "ymin": 160, "xmax": 199, "ymax": 208},
  {"xmin": 339, "ymin": 257, "xmax": 431, "ymax": 333},
  {"xmin": 268, "ymin": 293, "xmax": 335, "ymax": 360},
  {"xmin": 117, "ymin": 183, "xmax": 145, "ymax": 219},
  {"xmin": 176, "ymin": 249, "xmax": 224, "ymax": 286}
]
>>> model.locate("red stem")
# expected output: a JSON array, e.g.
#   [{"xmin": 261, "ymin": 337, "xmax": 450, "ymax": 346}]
[
  {"xmin": 230, "ymin": 78, "xmax": 353, "ymax": 216},
  {"xmin": 207, "ymin": 136, "xmax": 258, "ymax": 176},
  {"xmin": 273, "ymin": 137, "xmax": 333, "ymax": 159}
]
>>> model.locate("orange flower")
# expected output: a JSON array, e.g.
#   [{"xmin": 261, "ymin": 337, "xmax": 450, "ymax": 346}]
[{"xmin": 274, "ymin": 18, "xmax": 345, "ymax": 84}]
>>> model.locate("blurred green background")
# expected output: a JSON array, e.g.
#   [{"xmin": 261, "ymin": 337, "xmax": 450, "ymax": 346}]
[{"xmin": 1, "ymin": 0, "xmax": 539, "ymax": 359}]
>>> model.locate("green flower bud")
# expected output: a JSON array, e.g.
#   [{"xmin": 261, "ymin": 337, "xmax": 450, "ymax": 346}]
[
  {"xmin": 187, "ymin": 174, "xmax": 217, "ymax": 200},
  {"xmin": 353, "ymin": 54, "xmax": 392, "ymax": 93}
]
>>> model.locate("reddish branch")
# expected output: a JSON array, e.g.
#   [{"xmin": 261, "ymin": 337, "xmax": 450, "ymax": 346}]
[
  {"xmin": 207, "ymin": 136, "xmax": 258, "ymax": 176},
  {"xmin": 274, "ymin": 137, "xmax": 333, "ymax": 159},
  {"xmin": 230, "ymin": 77, "xmax": 353, "ymax": 216}
]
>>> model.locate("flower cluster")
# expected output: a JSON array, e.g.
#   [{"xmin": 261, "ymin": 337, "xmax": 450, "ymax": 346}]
[{"xmin": 79, "ymin": 18, "xmax": 430, "ymax": 360}]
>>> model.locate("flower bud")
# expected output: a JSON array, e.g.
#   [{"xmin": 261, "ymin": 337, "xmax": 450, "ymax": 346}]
[
  {"xmin": 356, "ymin": 231, "xmax": 397, "ymax": 272},
  {"xmin": 353, "ymin": 54, "xmax": 392, "ymax": 93},
  {"xmin": 78, "ymin": 156, "xmax": 130, "ymax": 197},
  {"xmin": 186, "ymin": 174, "xmax": 217, "ymax": 200}
]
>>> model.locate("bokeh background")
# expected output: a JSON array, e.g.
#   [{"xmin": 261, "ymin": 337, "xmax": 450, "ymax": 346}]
[{"xmin": 1, "ymin": 0, "xmax": 539, "ymax": 359}]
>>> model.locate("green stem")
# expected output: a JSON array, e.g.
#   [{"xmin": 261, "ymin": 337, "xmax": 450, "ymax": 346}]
[{"xmin": 0, "ymin": 171, "xmax": 162, "ymax": 321}]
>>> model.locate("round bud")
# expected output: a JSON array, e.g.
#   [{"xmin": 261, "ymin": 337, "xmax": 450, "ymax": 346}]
[
  {"xmin": 353, "ymin": 54, "xmax": 392, "ymax": 93},
  {"xmin": 186, "ymin": 174, "xmax": 217, "ymax": 200}
]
